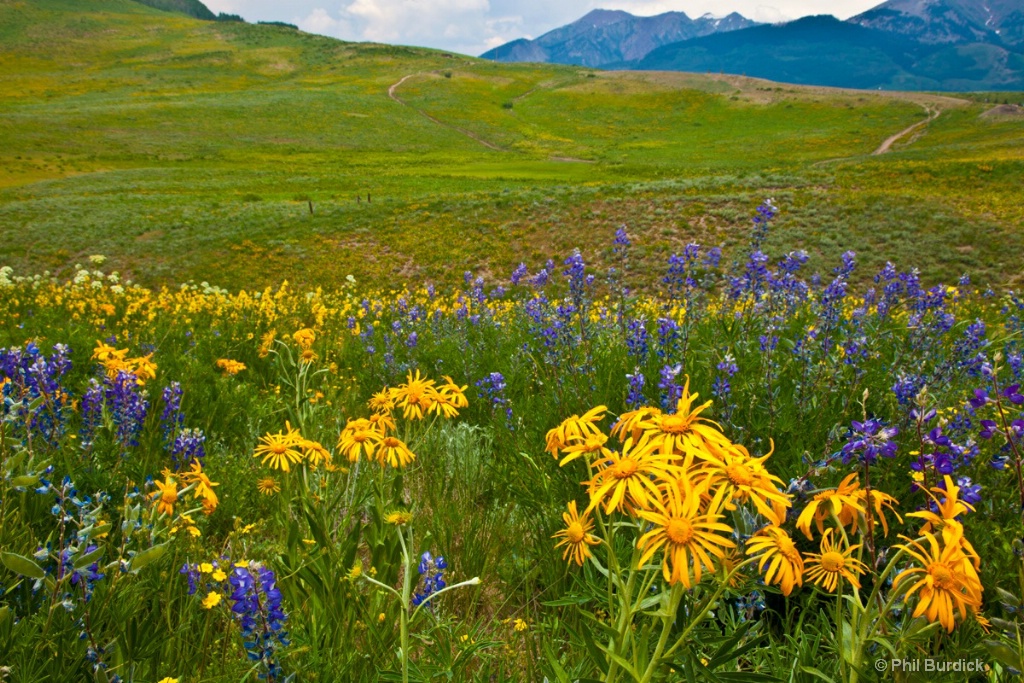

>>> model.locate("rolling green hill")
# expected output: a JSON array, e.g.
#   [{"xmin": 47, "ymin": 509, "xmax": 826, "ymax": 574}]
[
  {"xmin": 0, "ymin": 0, "xmax": 1022, "ymax": 291},
  {"xmin": 131, "ymin": 0, "xmax": 215, "ymax": 20}
]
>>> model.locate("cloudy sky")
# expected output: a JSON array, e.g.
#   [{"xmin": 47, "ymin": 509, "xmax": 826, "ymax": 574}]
[{"xmin": 203, "ymin": 0, "xmax": 883, "ymax": 56}]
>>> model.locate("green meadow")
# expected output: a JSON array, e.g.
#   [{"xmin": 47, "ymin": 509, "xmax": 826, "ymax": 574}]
[
  {"xmin": 0, "ymin": 0, "xmax": 1021, "ymax": 291},
  {"xmin": 5, "ymin": 3, "xmax": 1024, "ymax": 682}
]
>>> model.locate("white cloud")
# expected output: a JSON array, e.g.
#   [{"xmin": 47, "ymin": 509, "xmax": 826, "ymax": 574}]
[
  {"xmin": 752, "ymin": 5, "xmax": 792, "ymax": 22},
  {"xmin": 297, "ymin": 8, "xmax": 341, "ymax": 34},
  {"xmin": 200, "ymin": 1, "xmax": 884, "ymax": 54}
]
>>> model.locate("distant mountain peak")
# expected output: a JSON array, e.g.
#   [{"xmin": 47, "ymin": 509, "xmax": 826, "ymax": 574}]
[
  {"xmin": 850, "ymin": 0, "xmax": 1021, "ymax": 45},
  {"xmin": 480, "ymin": 8, "xmax": 758, "ymax": 67},
  {"xmin": 574, "ymin": 9, "xmax": 635, "ymax": 28}
]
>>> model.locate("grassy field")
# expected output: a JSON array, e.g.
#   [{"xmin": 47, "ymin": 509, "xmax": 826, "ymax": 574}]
[
  {"xmin": 5, "ymin": 3, "xmax": 1024, "ymax": 682},
  {"xmin": 0, "ymin": 0, "xmax": 1021, "ymax": 292}
]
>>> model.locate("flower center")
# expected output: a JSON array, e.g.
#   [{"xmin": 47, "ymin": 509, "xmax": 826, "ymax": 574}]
[
  {"xmin": 821, "ymin": 551, "xmax": 846, "ymax": 573},
  {"xmin": 726, "ymin": 463, "xmax": 754, "ymax": 486},
  {"xmin": 383, "ymin": 437, "xmax": 400, "ymax": 448},
  {"xmin": 583, "ymin": 436, "xmax": 606, "ymax": 452},
  {"xmin": 566, "ymin": 522, "xmax": 585, "ymax": 544},
  {"xmin": 352, "ymin": 432, "xmax": 369, "ymax": 443},
  {"xmin": 270, "ymin": 443, "xmax": 287, "ymax": 454},
  {"xmin": 612, "ymin": 458, "xmax": 638, "ymax": 478},
  {"xmin": 666, "ymin": 518, "xmax": 694, "ymax": 544},
  {"xmin": 929, "ymin": 563, "xmax": 955, "ymax": 590},
  {"xmin": 660, "ymin": 415, "xmax": 689, "ymax": 434}
]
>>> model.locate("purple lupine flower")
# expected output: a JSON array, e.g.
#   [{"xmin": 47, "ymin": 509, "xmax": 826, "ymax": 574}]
[
  {"xmin": 413, "ymin": 551, "xmax": 447, "ymax": 607},
  {"xmin": 227, "ymin": 563, "xmax": 289, "ymax": 681},
  {"xmin": 171, "ymin": 428, "xmax": 206, "ymax": 469},
  {"xmin": 968, "ymin": 389, "xmax": 990, "ymax": 409},
  {"xmin": 610, "ymin": 228, "xmax": 626, "ymax": 249},
  {"xmin": 625, "ymin": 318, "xmax": 649, "ymax": 361},
  {"xmin": 160, "ymin": 382, "xmax": 183, "ymax": 444},
  {"xmin": 106, "ymin": 371, "xmax": 149, "ymax": 452},
  {"xmin": 476, "ymin": 372, "xmax": 513, "ymax": 429},
  {"xmin": 659, "ymin": 364, "xmax": 683, "ymax": 412},
  {"xmin": 510, "ymin": 263, "xmax": 528, "ymax": 285},
  {"xmin": 1003, "ymin": 384, "xmax": 1024, "ymax": 405},
  {"xmin": 840, "ymin": 418, "xmax": 898, "ymax": 465},
  {"xmin": 625, "ymin": 370, "xmax": 645, "ymax": 409}
]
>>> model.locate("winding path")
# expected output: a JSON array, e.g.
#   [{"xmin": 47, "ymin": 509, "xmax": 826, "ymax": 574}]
[
  {"xmin": 388, "ymin": 73, "xmax": 504, "ymax": 152},
  {"xmin": 872, "ymin": 104, "xmax": 940, "ymax": 155}
]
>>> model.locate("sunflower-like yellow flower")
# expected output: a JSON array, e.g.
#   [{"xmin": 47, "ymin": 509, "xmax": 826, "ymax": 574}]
[
  {"xmin": 393, "ymin": 370, "xmax": 437, "ymax": 420},
  {"xmin": 701, "ymin": 441, "xmax": 790, "ymax": 525},
  {"xmin": 841, "ymin": 488, "xmax": 902, "ymax": 537},
  {"xmin": 258, "ymin": 329, "xmax": 276, "ymax": 358},
  {"xmin": 337, "ymin": 418, "xmax": 383, "ymax": 463},
  {"xmin": 558, "ymin": 432, "xmax": 613, "ymax": 467},
  {"xmin": 906, "ymin": 476, "xmax": 980, "ymax": 567},
  {"xmin": 369, "ymin": 388, "xmax": 396, "ymax": 413},
  {"xmin": 92, "ymin": 341, "xmax": 126, "ymax": 364},
  {"xmin": 293, "ymin": 327, "xmax": 316, "ymax": 349},
  {"xmin": 586, "ymin": 434, "xmax": 681, "ymax": 515},
  {"xmin": 257, "ymin": 477, "xmax": 280, "ymax": 495},
  {"xmin": 636, "ymin": 478, "xmax": 736, "ymax": 587},
  {"xmin": 438, "ymin": 376, "xmax": 469, "ymax": 408},
  {"xmin": 300, "ymin": 439, "xmax": 331, "ymax": 468},
  {"xmin": 641, "ymin": 378, "xmax": 731, "ymax": 456},
  {"xmin": 385, "ymin": 510, "xmax": 413, "ymax": 525},
  {"xmin": 377, "ymin": 436, "xmax": 416, "ymax": 468},
  {"xmin": 216, "ymin": 358, "xmax": 247, "ymax": 375},
  {"xmin": 299, "ymin": 348, "xmax": 318, "ymax": 364},
  {"xmin": 610, "ymin": 406, "xmax": 662, "ymax": 443},
  {"xmin": 893, "ymin": 528, "xmax": 983, "ymax": 632},
  {"xmin": 428, "ymin": 392, "xmax": 461, "ymax": 419},
  {"xmin": 552, "ymin": 501, "xmax": 601, "ymax": 566},
  {"xmin": 153, "ymin": 475, "xmax": 178, "ymax": 516},
  {"xmin": 907, "ymin": 475, "xmax": 975, "ymax": 533},
  {"xmin": 128, "ymin": 354, "xmax": 158, "ymax": 384},
  {"xmin": 746, "ymin": 525, "xmax": 804, "ymax": 596},
  {"xmin": 545, "ymin": 406, "xmax": 607, "ymax": 457},
  {"xmin": 795, "ymin": 473, "xmax": 864, "ymax": 540},
  {"xmin": 202, "ymin": 592, "xmax": 222, "ymax": 609},
  {"xmin": 253, "ymin": 424, "xmax": 305, "ymax": 472},
  {"xmin": 803, "ymin": 528, "xmax": 866, "ymax": 592},
  {"xmin": 181, "ymin": 461, "xmax": 219, "ymax": 513},
  {"xmin": 366, "ymin": 412, "xmax": 396, "ymax": 435}
]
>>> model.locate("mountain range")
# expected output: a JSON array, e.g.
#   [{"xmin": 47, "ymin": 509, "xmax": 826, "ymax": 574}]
[
  {"xmin": 482, "ymin": 0, "xmax": 1024, "ymax": 90},
  {"xmin": 480, "ymin": 9, "xmax": 758, "ymax": 68}
]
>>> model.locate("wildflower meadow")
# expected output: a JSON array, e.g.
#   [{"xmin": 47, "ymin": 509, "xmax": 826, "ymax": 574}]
[{"xmin": 3, "ymin": 202, "xmax": 1024, "ymax": 682}]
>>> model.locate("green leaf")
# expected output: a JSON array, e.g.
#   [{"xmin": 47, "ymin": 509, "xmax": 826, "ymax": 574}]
[
  {"xmin": 564, "ymin": 620, "xmax": 607, "ymax": 674},
  {"xmin": 799, "ymin": 667, "xmax": 836, "ymax": 683},
  {"xmin": 540, "ymin": 637, "xmax": 571, "ymax": 683},
  {"xmin": 87, "ymin": 523, "xmax": 112, "ymax": 540},
  {"xmin": 541, "ymin": 595, "xmax": 591, "ymax": 607},
  {"xmin": 983, "ymin": 640, "xmax": 1022, "ymax": 669},
  {"xmin": 1, "ymin": 552, "xmax": 46, "ymax": 579},
  {"xmin": 129, "ymin": 543, "xmax": 167, "ymax": 571},
  {"xmin": 10, "ymin": 475, "xmax": 40, "ymax": 488},
  {"xmin": 605, "ymin": 651, "xmax": 639, "ymax": 680},
  {"xmin": 74, "ymin": 546, "xmax": 105, "ymax": 569}
]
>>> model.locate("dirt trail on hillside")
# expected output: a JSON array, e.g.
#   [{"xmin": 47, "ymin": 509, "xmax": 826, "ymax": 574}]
[
  {"xmin": 873, "ymin": 104, "xmax": 940, "ymax": 155},
  {"xmin": 388, "ymin": 73, "xmax": 504, "ymax": 152}
]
